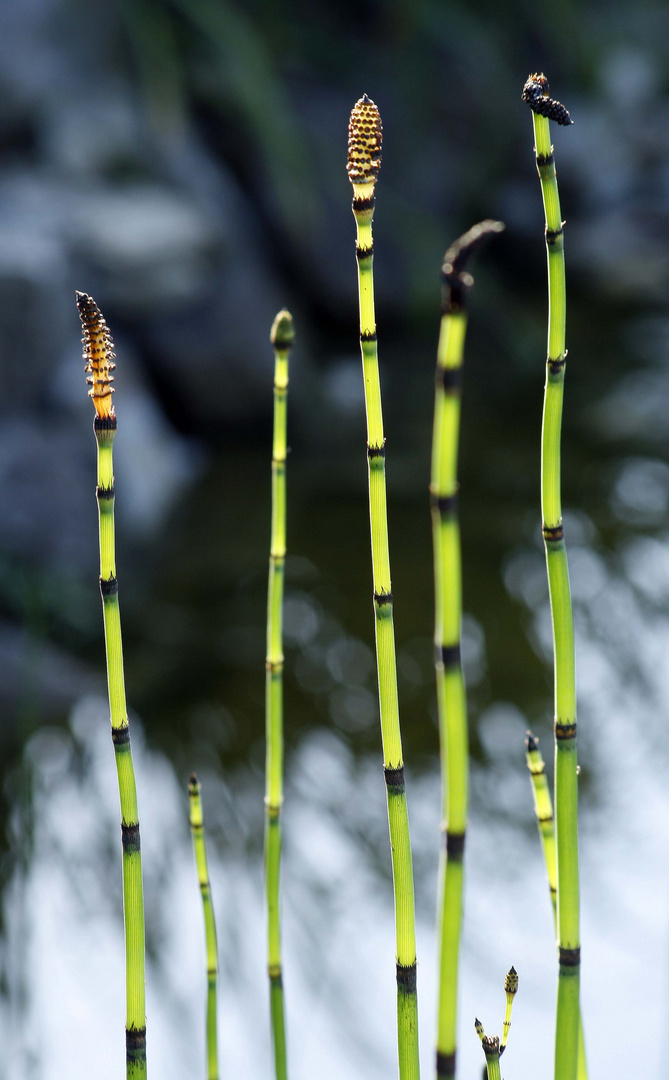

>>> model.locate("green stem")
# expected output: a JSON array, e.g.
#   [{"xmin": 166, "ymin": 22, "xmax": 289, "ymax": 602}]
[
  {"xmin": 77, "ymin": 291, "xmax": 147, "ymax": 1080},
  {"xmin": 482, "ymin": 1036, "xmax": 501, "ymax": 1080},
  {"xmin": 265, "ymin": 309, "xmax": 294, "ymax": 1080},
  {"xmin": 525, "ymin": 735, "xmax": 588, "ymax": 1079},
  {"xmin": 431, "ymin": 222, "xmax": 503, "ymax": 1080},
  {"xmin": 524, "ymin": 75, "xmax": 580, "ymax": 1080},
  {"xmin": 188, "ymin": 775, "xmax": 219, "ymax": 1080},
  {"xmin": 348, "ymin": 96, "xmax": 419, "ymax": 1080}
]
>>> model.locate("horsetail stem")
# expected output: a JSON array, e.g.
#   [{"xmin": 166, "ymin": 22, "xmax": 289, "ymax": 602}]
[
  {"xmin": 474, "ymin": 1023, "xmax": 501, "ymax": 1080},
  {"xmin": 500, "ymin": 966, "xmax": 518, "ymax": 1055},
  {"xmin": 188, "ymin": 774, "xmax": 219, "ymax": 1080},
  {"xmin": 474, "ymin": 968, "xmax": 517, "ymax": 1080},
  {"xmin": 525, "ymin": 734, "xmax": 588, "ymax": 1078},
  {"xmin": 522, "ymin": 72, "xmax": 580, "ymax": 1080},
  {"xmin": 265, "ymin": 308, "xmax": 294, "ymax": 1080},
  {"xmin": 76, "ymin": 291, "xmax": 147, "ymax": 1079},
  {"xmin": 347, "ymin": 95, "xmax": 419, "ymax": 1080},
  {"xmin": 431, "ymin": 220, "xmax": 503, "ymax": 1080}
]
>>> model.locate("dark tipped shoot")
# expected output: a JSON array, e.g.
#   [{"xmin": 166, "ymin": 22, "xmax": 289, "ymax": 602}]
[
  {"xmin": 522, "ymin": 73, "xmax": 573, "ymax": 125},
  {"xmin": 500, "ymin": 966, "xmax": 518, "ymax": 1055},
  {"xmin": 441, "ymin": 220, "xmax": 505, "ymax": 314}
]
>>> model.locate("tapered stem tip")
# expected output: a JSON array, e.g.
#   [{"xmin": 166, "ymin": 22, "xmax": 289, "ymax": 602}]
[
  {"xmin": 525, "ymin": 730, "xmax": 538, "ymax": 752},
  {"xmin": 442, "ymin": 220, "xmax": 505, "ymax": 281},
  {"xmin": 77, "ymin": 291, "xmax": 116, "ymax": 419},
  {"xmin": 347, "ymin": 95, "xmax": 382, "ymax": 188},
  {"xmin": 270, "ymin": 308, "xmax": 295, "ymax": 350}
]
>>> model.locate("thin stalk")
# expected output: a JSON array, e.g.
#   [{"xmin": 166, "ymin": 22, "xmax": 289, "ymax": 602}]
[
  {"xmin": 188, "ymin": 774, "xmax": 219, "ymax": 1080},
  {"xmin": 76, "ymin": 291, "xmax": 146, "ymax": 1079},
  {"xmin": 347, "ymin": 95, "xmax": 419, "ymax": 1080},
  {"xmin": 500, "ymin": 966, "xmax": 518, "ymax": 1055},
  {"xmin": 525, "ymin": 733, "xmax": 587, "ymax": 1078},
  {"xmin": 265, "ymin": 309, "xmax": 294, "ymax": 1080},
  {"xmin": 522, "ymin": 72, "xmax": 580, "ymax": 1080},
  {"xmin": 475, "ymin": 968, "xmax": 517, "ymax": 1080},
  {"xmin": 431, "ymin": 222, "xmax": 503, "ymax": 1080},
  {"xmin": 475, "ymin": 1025, "xmax": 501, "ymax": 1080}
]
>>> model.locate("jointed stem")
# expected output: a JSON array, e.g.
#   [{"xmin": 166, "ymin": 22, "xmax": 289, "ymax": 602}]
[
  {"xmin": 523, "ymin": 74, "xmax": 580, "ymax": 1080},
  {"xmin": 525, "ymin": 735, "xmax": 587, "ymax": 1078},
  {"xmin": 431, "ymin": 221, "xmax": 503, "ymax": 1080},
  {"xmin": 348, "ymin": 96, "xmax": 419, "ymax": 1080},
  {"xmin": 77, "ymin": 291, "xmax": 147, "ymax": 1079},
  {"xmin": 265, "ymin": 309, "xmax": 294, "ymax": 1080},
  {"xmin": 188, "ymin": 775, "xmax": 219, "ymax": 1080}
]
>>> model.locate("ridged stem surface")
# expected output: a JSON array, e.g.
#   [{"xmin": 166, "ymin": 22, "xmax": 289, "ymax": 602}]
[
  {"xmin": 265, "ymin": 317, "xmax": 292, "ymax": 1080},
  {"xmin": 189, "ymin": 776, "xmax": 219, "ymax": 1080},
  {"xmin": 352, "ymin": 186, "xmax": 419, "ymax": 1080},
  {"xmin": 96, "ymin": 419, "xmax": 147, "ymax": 1080},
  {"xmin": 431, "ymin": 308, "xmax": 468, "ymax": 1080},
  {"xmin": 525, "ymin": 738, "xmax": 587, "ymax": 1077},
  {"xmin": 532, "ymin": 106, "xmax": 580, "ymax": 1080}
]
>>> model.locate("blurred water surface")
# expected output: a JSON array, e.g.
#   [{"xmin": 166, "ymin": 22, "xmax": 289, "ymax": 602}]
[{"xmin": 1, "ymin": 2, "xmax": 669, "ymax": 1078}]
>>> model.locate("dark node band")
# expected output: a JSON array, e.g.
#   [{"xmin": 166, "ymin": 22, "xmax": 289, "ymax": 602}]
[
  {"xmin": 445, "ymin": 830, "xmax": 466, "ymax": 859},
  {"xmin": 267, "ymin": 802, "xmax": 281, "ymax": 821},
  {"xmin": 111, "ymin": 725, "xmax": 130, "ymax": 746},
  {"xmin": 430, "ymin": 492, "xmax": 458, "ymax": 516},
  {"xmin": 438, "ymin": 366, "xmax": 463, "ymax": 393},
  {"xmin": 555, "ymin": 721, "xmax": 577, "ymax": 741},
  {"xmin": 438, "ymin": 642, "xmax": 461, "ymax": 669},
  {"xmin": 545, "ymin": 224, "xmax": 564, "ymax": 244},
  {"xmin": 441, "ymin": 277, "xmax": 471, "ymax": 315},
  {"xmin": 360, "ymin": 330, "xmax": 377, "ymax": 343},
  {"xmin": 99, "ymin": 575, "xmax": 118, "ymax": 597},
  {"xmin": 96, "ymin": 484, "xmax": 115, "ymax": 501},
  {"xmin": 352, "ymin": 195, "xmax": 375, "ymax": 212},
  {"xmin": 266, "ymin": 658, "xmax": 284, "ymax": 673},
  {"xmin": 94, "ymin": 415, "xmax": 117, "ymax": 432},
  {"xmin": 190, "ymin": 821, "xmax": 204, "ymax": 833},
  {"xmin": 396, "ymin": 961, "xmax": 417, "ymax": 993},
  {"xmin": 436, "ymin": 1050, "xmax": 456, "ymax": 1077},
  {"xmin": 537, "ymin": 812, "xmax": 553, "ymax": 824},
  {"xmin": 559, "ymin": 946, "xmax": 581, "ymax": 967},
  {"xmin": 356, "ymin": 243, "xmax": 374, "ymax": 260},
  {"xmin": 367, "ymin": 442, "xmax": 386, "ymax": 459},
  {"xmin": 542, "ymin": 522, "xmax": 564, "ymax": 542},
  {"xmin": 384, "ymin": 764, "xmax": 405, "ymax": 793},
  {"xmin": 269, "ymin": 970, "xmax": 284, "ymax": 987},
  {"xmin": 207, "ymin": 966, "xmax": 218, "ymax": 979},
  {"xmin": 121, "ymin": 822, "xmax": 141, "ymax": 853},
  {"xmin": 547, "ymin": 352, "xmax": 566, "ymax": 374},
  {"xmin": 536, "ymin": 151, "xmax": 554, "ymax": 166},
  {"xmin": 374, "ymin": 590, "xmax": 393, "ymax": 606},
  {"xmin": 126, "ymin": 1027, "xmax": 146, "ymax": 1060}
]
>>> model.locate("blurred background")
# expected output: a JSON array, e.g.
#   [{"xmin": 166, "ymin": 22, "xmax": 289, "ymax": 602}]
[{"xmin": 1, "ymin": 0, "xmax": 669, "ymax": 1076}]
